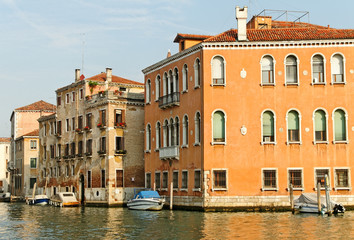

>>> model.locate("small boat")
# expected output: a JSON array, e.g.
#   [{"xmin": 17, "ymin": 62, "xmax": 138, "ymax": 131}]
[
  {"xmin": 26, "ymin": 195, "xmax": 50, "ymax": 205},
  {"xmin": 293, "ymin": 193, "xmax": 345, "ymax": 214},
  {"xmin": 127, "ymin": 190, "xmax": 165, "ymax": 211},
  {"xmin": 49, "ymin": 192, "xmax": 80, "ymax": 207},
  {"xmin": 0, "ymin": 192, "xmax": 11, "ymax": 202}
]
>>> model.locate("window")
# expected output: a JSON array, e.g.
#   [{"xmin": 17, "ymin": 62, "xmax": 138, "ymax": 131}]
[
  {"xmin": 78, "ymin": 141, "xmax": 83, "ymax": 156},
  {"xmin": 30, "ymin": 140, "xmax": 37, "ymax": 150},
  {"xmin": 66, "ymin": 165, "xmax": 69, "ymax": 177},
  {"xmin": 155, "ymin": 172, "xmax": 161, "ymax": 189},
  {"xmin": 262, "ymin": 111, "xmax": 275, "ymax": 143},
  {"xmin": 54, "ymin": 167, "xmax": 57, "ymax": 177},
  {"xmin": 86, "ymin": 139, "xmax": 92, "ymax": 155},
  {"xmin": 30, "ymin": 158, "xmax": 37, "ymax": 168},
  {"xmin": 194, "ymin": 58, "xmax": 201, "ymax": 87},
  {"xmin": 57, "ymin": 96, "xmax": 61, "ymax": 106},
  {"xmin": 285, "ymin": 55, "xmax": 298, "ymax": 84},
  {"xmin": 155, "ymin": 75, "xmax": 161, "ymax": 101},
  {"xmin": 70, "ymin": 142, "xmax": 75, "ymax": 156},
  {"xmin": 261, "ymin": 56, "xmax": 274, "ymax": 84},
  {"xmin": 66, "ymin": 119, "xmax": 70, "ymax": 132},
  {"xmin": 146, "ymin": 124, "xmax": 151, "ymax": 151},
  {"xmin": 66, "ymin": 93, "xmax": 70, "ymax": 104},
  {"xmin": 314, "ymin": 109, "xmax": 327, "ymax": 142},
  {"xmin": 182, "ymin": 171, "xmax": 188, "ymax": 189},
  {"xmin": 312, "ymin": 54, "xmax": 325, "ymax": 84},
  {"xmin": 163, "ymin": 119, "xmax": 169, "ymax": 147},
  {"xmin": 315, "ymin": 168, "xmax": 330, "ymax": 188},
  {"xmin": 174, "ymin": 117, "xmax": 180, "ymax": 146},
  {"xmin": 115, "ymin": 136, "xmax": 124, "ymax": 153},
  {"xmin": 162, "ymin": 171, "xmax": 168, "ymax": 189},
  {"xmin": 262, "ymin": 169, "xmax": 277, "ymax": 190},
  {"xmin": 334, "ymin": 168, "xmax": 350, "ymax": 189},
  {"xmin": 50, "ymin": 145, "xmax": 55, "ymax": 159},
  {"xmin": 182, "ymin": 64, "xmax": 188, "ymax": 92},
  {"xmin": 43, "ymin": 145, "xmax": 47, "ymax": 160},
  {"xmin": 163, "ymin": 72, "xmax": 168, "ymax": 96},
  {"xmin": 155, "ymin": 122, "xmax": 161, "ymax": 150},
  {"xmin": 99, "ymin": 137, "xmax": 106, "ymax": 153},
  {"xmin": 115, "ymin": 109, "xmax": 125, "ymax": 126},
  {"xmin": 213, "ymin": 169, "xmax": 227, "ymax": 190},
  {"xmin": 58, "ymin": 166, "xmax": 61, "ymax": 177},
  {"xmin": 212, "ymin": 111, "xmax": 225, "ymax": 143},
  {"xmin": 333, "ymin": 109, "xmax": 347, "ymax": 142},
  {"xmin": 78, "ymin": 116, "xmax": 83, "ymax": 130},
  {"xmin": 146, "ymin": 79, "xmax": 151, "ymax": 103},
  {"xmin": 30, "ymin": 178, "xmax": 36, "ymax": 189},
  {"xmin": 86, "ymin": 113, "xmax": 92, "ymax": 129},
  {"xmin": 287, "ymin": 110, "xmax": 300, "ymax": 143},
  {"xmin": 173, "ymin": 171, "xmax": 179, "ymax": 189},
  {"xmin": 116, "ymin": 169, "xmax": 123, "ymax": 188},
  {"xmin": 72, "ymin": 92, "xmax": 76, "ymax": 102},
  {"xmin": 57, "ymin": 121, "xmax": 62, "ymax": 135},
  {"xmin": 194, "ymin": 170, "xmax": 201, "ymax": 189},
  {"xmin": 79, "ymin": 89, "xmax": 84, "ymax": 99},
  {"xmin": 65, "ymin": 144, "xmax": 69, "ymax": 156},
  {"xmin": 99, "ymin": 110, "xmax": 106, "ymax": 126},
  {"xmin": 173, "ymin": 68, "xmax": 179, "ymax": 93},
  {"xmin": 288, "ymin": 169, "xmax": 303, "ymax": 189},
  {"xmin": 71, "ymin": 165, "xmax": 74, "ymax": 176},
  {"xmin": 182, "ymin": 115, "xmax": 188, "ymax": 146},
  {"xmin": 44, "ymin": 124, "xmax": 47, "ymax": 136},
  {"xmin": 101, "ymin": 169, "xmax": 106, "ymax": 188},
  {"xmin": 72, "ymin": 117, "xmax": 75, "ymax": 131},
  {"xmin": 145, "ymin": 173, "xmax": 151, "ymax": 189},
  {"xmin": 195, "ymin": 112, "xmax": 201, "ymax": 145},
  {"xmin": 331, "ymin": 54, "xmax": 344, "ymax": 83},
  {"xmin": 211, "ymin": 56, "xmax": 225, "ymax": 85},
  {"xmin": 87, "ymin": 170, "xmax": 92, "ymax": 188}
]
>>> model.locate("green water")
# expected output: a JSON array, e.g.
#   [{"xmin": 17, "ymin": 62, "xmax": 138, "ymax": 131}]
[{"xmin": 0, "ymin": 203, "xmax": 353, "ymax": 239}]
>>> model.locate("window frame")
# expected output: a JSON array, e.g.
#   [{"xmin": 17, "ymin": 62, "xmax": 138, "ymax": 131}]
[
  {"xmin": 145, "ymin": 172, "xmax": 151, "ymax": 189},
  {"xmin": 311, "ymin": 53, "xmax": 326, "ymax": 85},
  {"xmin": 145, "ymin": 123, "xmax": 151, "ymax": 152},
  {"xmin": 261, "ymin": 109, "xmax": 276, "ymax": 145},
  {"xmin": 332, "ymin": 108, "xmax": 348, "ymax": 144},
  {"xmin": 194, "ymin": 111, "xmax": 201, "ymax": 146},
  {"xmin": 211, "ymin": 55, "xmax": 226, "ymax": 86},
  {"xmin": 154, "ymin": 171, "xmax": 161, "ymax": 190},
  {"xmin": 284, "ymin": 54, "xmax": 300, "ymax": 86},
  {"xmin": 182, "ymin": 64, "xmax": 188, "ymax": 93},
  {"xmin": 87, "ymin": 170, "xmax": 92, "ymax": 188},
  {"xmin": 30, "ymin": 140, "xmax": 37, "ymax": 150},
  {"xmin": 173, "ymin": 170, "xmax": 179, "ymax": 191},
  {"xmin": 260, "ymin": 55, "xmax": 276, "ymax": 86},
  {"xmin": 30, "ymin": 157, "xmax": 37, "ymax": 169},
  {"xmin": 181, "ymin": 170, "xmax": 188, "ymax": 191},
  {"xmin": 287, "ymin": 168, "xmax": 304, "ymax": 191},
  {"xmin": 333, "ymin": 167, "xmax": 351, "ymax": 190},
  {"xmin": 211, "ymin": 109, "xmax": 226, "ymax": 145},
  {"xmin": 313, "ymin": 108, "xmax": 329, "ymax": 144},
  {"xmin": 286, "ymin": 109, "xmax": 301, "ymax": 145},
  {"xmin": 155, "ymin": 121, "xmax": 161, "ymax": 151},
  {"xmin": 115, "ymin": 169, "xmax": 124, "ymax": 188},
  {"xmin": 262, "ymin": 168, "xmax": 278, "ymax": 191},
  {"xmin": 145, "ymin": 79, "xmax": 151, "ymax": 104},
  {"xmin": 330, "ymin": 53, "xmax": 346, "ymax": 84},
  {"xmin": 314, "ymin": 168, "xmax": 330, "ymax": 190},
  {"xmin": 182, "ymin": 115, "xmax": 189, "ymax": 147},
  {"xmin": 155, "ymin": 75, "xmax": 161, "ymax": 101},
  {"xmin": 162, "ymin": 171, "xmax": 168, "ymax": 190},
  {"xmin": 193, "ymin": 169, "xmax": 201, "ymax": 191},
  {"xmin": 212, "ymin": 168, "xmax": 228, "ymax": 191},
  {"xmin": 194, "ymin": 58, "xmax": 201, "ymax": 89}
]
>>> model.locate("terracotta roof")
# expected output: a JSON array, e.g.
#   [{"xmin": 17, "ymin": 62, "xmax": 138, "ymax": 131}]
[
  {"xmin": 15, "ymin": 100, "xmax": 56, "ymax": 111},
  {"xmin": 86, "ymin": 73, "xmax": 143, "ymax": 86},
  {"xmin": 174, "ymin": 33, "xmax": 213, "ymax": 43},
  {"xmin": 22, "ymin": 129, "xmax": 39, "ymax": 137},
  {"xmin": 0, "ymin": 138, "xmax": 10, "ymax": 142},
  {"xmin": 270, "ymin": 21, "xmax": 331, "ymax": 29},
  {"xmin": 204, "ymin": 28, "xmax": 354, "ymax": 42}
]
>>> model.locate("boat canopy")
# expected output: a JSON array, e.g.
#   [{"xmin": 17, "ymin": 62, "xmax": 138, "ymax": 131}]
[
  {"xmin": 135, "ymin": 191, "xmax": 161, "ymax": 199},
  {"xmin": 294, "ymin": 193, "xmax": 327, "ymax": 207}
]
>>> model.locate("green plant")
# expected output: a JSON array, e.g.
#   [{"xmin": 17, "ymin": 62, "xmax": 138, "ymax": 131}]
[{"xmin": 88, "ymin": 81, "xmax": 98, "ymax": 93}]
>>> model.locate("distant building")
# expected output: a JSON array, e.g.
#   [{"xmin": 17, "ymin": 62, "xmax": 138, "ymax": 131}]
[
  {"xmin": 142, "ymin": 7, "xmax": 354, "ymax": 210},
  {"xmin": 37, "ymin": 68, "xmax": 145, "ymax": 206},
  {"xmin": 0, "ymin": 138, "xmax": 10, "ymax": 193},
  {"xmin": 9, "ymin": 100, "xmax": 56, "ymax": 197}
]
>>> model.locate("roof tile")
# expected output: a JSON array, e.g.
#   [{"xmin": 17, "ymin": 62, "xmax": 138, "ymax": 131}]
[
  {"xmin": 15, "ymin": 100, "xmax": 56, "ymax": 111},
  {"xmin": 86, "ymin": 73, "xmax": 143, "ymax": 86}
]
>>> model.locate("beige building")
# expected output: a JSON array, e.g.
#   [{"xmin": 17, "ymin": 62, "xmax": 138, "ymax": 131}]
[
  {"xmin": 38, "ymin": 68, "xmax": 145, "ymax": 206},
  {"xmin": 0, "ymin": 138, "xmax": 10, "ymax": 193}
]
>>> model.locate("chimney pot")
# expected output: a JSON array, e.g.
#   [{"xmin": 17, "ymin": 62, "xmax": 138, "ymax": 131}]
[
  {"xmin": 236, "ymin": 6, "xmax": 248, "ymax": 41},
  {"xmin": 106, "ymin": 68, "xmax": 112, "ymax": 82},
  {"xmin": 75, "ymin": 69, "xmax": 81, "ymax": 82}
]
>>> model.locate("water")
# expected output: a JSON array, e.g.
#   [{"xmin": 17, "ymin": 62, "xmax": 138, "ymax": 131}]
[{"xmin": 0, "ymin": 203, "xmax": 353, "ymax": 239}]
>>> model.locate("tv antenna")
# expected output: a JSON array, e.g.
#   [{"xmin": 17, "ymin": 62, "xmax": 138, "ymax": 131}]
[{"xmin": 81, "ymin": 33, "xmax": 85, "ymax": 74}]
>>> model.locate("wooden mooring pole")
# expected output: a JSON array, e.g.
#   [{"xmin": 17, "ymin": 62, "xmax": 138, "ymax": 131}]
[
  {"xmin": 317, "ymin": 182, "xmax": 321, "ymax": 213},
  {"xmin": 170, "ymin": 181, "xmax": 173, "ymax": 210},
  {"xmin": 289, "ymin": 184, "xmax": 294, "ymax": 213}
]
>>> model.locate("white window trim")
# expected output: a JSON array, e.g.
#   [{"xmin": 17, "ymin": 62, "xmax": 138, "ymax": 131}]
[
  {"xmin": 312, "ymin": 108, "xmax": 329, "ymax": 145},
  {"xmin": 260, "ymin": 54, "xmax": 276, "ymax": 86},
  {"xmin": 194, "ymin": 111, "xmax": 201, "ymax": 145},
  {"xmin": 182, "ymin": 114, "xmax": 189, "ymax": 147},
  {"xmin": 154, "ymin": 171, "xmax": 161, "ymax": 190},
  {"xmin": 71, "ymin": 91, "xmax": 76, "ymax": 102},
  {"xmin": 261, "ymin": 109, "xmax": 277, "ymax": 145},
  {"xmin": 66, "ymin": 93, "xmax": 70, "ymax": 104},
  {"xmin": 314, "ymin": 167, "xmax": 331, "ymax": 190},
  {"xmin": 194, "ymin": 58, "xmax": 201, "ymax": 88},
  {"xmin": 193, "ymin": 169, "xmax": 202, "ymax": 192},
  {"xmin": 161, "ymin": 170, "xmax": 169, "ymax": 191},
  {"xmin": 287, "ymin": 167, "xmax": 304, "ymax": 191},
  {"xmin": 155, "ymin": 121, "xmax": 161, "ymax": 151},
  {"xmin": 330, "ymin": 52, "xmax": 346, "ymax": 85},
  {"xmin": 182, "ymin": 64, "xmax": 188, "ymax": 92},
  {"xmin": 173, "ymin": 170, "xmax": 179, "ymax": 191},
  {"xmin": 162, "ymin": 72, "xmax": 168, "ymax": 96},
  {"xmin": 311, "ymin": 53, "xmax": 327, "ymax": 85},
  {"xmin": 261, "ymin": 168, "xmax": 278, "ymax": 191},
  {"xmin": 211, "ymin": 109, "xmax": 227, "ymax": 145},
  {"xmin": 333, "ymin": 167, "xmax": 351, "ymax": 190},
  {"xmin": 211, "ymin": 168, "xmax": 228, "ymax": 191},
  {"xmin": 79, "ymin": 88, "xmax": 84, "ymax": 100},
  {"xmin": 145, "ymin": 123, "xmax": 151, "ymax": 152},
  {"xmin": 332, "ymin": 107, "xmax": 349, "ymax": 144},
  {"xmin": 286, "ymin": 108, "xmax": 302, "ymax": 145},
  {"xmin": 155, "ymin": 75, "xmax": 160, "ymax": 102},
  {"xmin": 181, "ymin": 170, "xmax": 188, "ymax": 191},
  {"xmin": 145, "ymin": 172, "xmax": 151, "ymax": 189},
  {"xmin": 145, "ymin": 79, "xmax": 151, "ymax": 104},
  {"xmin": 210, "ymin": 55, "xmax": 226, "ymax": 87},
  {"xmin": 284, "ymin": 54, "xmax": 300, "ymax": 86}
]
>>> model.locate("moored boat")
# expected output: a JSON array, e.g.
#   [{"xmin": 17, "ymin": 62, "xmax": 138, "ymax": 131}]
[
  {"xmin": 0, "ymin": 192, "xmax": 11, "ymax": 202},
  {"xmin": 49, "ymin": 192, "xmax": 80, "ymax": 207},
  {"xmin": 26, "ymin": 195, "xmax": 50, "ymax": 205},
  {"xmin": 293, "ymin": 193, "xmax": 345, "ymax": 214},
  {"xmin": 127, "ymin": 190, "xmax": 165, "ymax": 211}
]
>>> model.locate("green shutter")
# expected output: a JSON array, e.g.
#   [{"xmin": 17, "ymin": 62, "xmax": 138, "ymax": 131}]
[
  {"xmin": 263, "ymin": 111, "xmax": 274, "ymax": 136},
  {"xmin": 288, "ymin": 111, "xmax": 299, "ymax": 130},
  {"xmin": 334, "ymin": 110, "xmax": 346, "ymax": 141},
  {"xmin": 315, "ymin": 111, "xmax": 326, "ymax": 131},
  {"xmin": 213, "ymin": 111, "xmax": 225, "ymax": 140}
]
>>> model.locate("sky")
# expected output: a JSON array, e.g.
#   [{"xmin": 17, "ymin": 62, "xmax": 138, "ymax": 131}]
[{"xmin": 0, "ymin": 0, "xmax": 353, "ymax": 137}]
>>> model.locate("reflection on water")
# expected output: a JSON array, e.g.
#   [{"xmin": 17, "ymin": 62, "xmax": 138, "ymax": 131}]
[{"xmin": 0, "ymin": 203, "xmax": 353, "ymax": 239}]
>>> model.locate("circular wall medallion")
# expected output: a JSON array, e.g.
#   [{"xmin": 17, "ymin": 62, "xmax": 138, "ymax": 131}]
[
  {"xmin": 279, "ymin": 128, "xmax": 283, "ymax": 132},
  {"xmin": 240, "ymin": 68, "xmax": 247, "ymax": 79},
  {"xmin": 305, "ymin": 127, "xmax": 310, "ymax": 132},
  {"xmin": 240, "ymin": 125, "xmax": 247, "ymax": 135},
  {"xmin": 278, "ymin": 71, "xmax": 282, "ymax": 76},
  {"xmin": 303, "ymin": 70, "xmax": 308, "ymax": 76},
  {"xmin": 350, "ymin": 69, "xmax": 354, "ymax": 74},
  {"xmin": 352, "ymin": 126, "xmax": 354, "ymax": 131}
]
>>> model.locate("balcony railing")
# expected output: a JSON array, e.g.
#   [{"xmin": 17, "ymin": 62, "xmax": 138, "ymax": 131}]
[
  {"xmin": 158, "ymin": 92, "xmax": 180, "ymax": 109},
  {"xmin": 159, "ymin": 145, "xmax": 179, "ymax": 160}
]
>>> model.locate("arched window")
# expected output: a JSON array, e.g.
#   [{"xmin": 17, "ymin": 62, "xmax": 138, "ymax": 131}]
[
  {"xmin": 155, "ymin": 75, "xmax": 161, "ymax": 101},
  {"xmin": 213, "ymin": 111, "xmax": 225, "ymax": 143},
  {"xmin": 146, "ymin": 124, "xmax": 151, "ymax": 151},
  {"xmin": 145, "ymin": 79, "xmax": 151, "ymax": 103},
  {"xmin": 261, "ymin": 56, "xmax": 274, "ymax": 84},
  {"xmin": 170, "ymin": 118, "xmax": 175, "ymax": 146},
  {"xmin": 156, "ymin": 122, "xmax": 161, "ymax": 149},
  {"xmin": 183, "ymin": 115, "xmax": 189, "ymax": 146},
  {"xmin": 168, "ymin": 70, "xmax": 173, "ymax": 95},
  {"xmin": 212, "ymin": 56, "xmax": 225, "ymax": 85},
  {"xmin": 331, "ymin": 54, "xmax": 344, "ymax": 83},
  {"xmin": 287, "ymin": 110, "xmax": 300, "ymax": 142},
  {"xmin": 195, "ymin": 112, "xmax": 201, "ymax": 144},
  {"xmin": 312, "ymin": 55, "xmax": 325, "ymax": 83},
  {"xmin": 175, "ymin": 117, "xmax": 180, "ymax": 146},
  {"xmin": 163, "ymin": 120, "xmax": 169, "ymax": 147},
  {"xmin": 314, "ymin": 110, "xmax": 327, "ymax": 142},
  {"xmin": 163, "ymin": 72, "xmax": 168, "ymax": 96},
  {"xmin": 286, "ymin": 55, "xmax": 298, "ymax": 84},
  {"xmin": 173, "ymin": 68, "xmax": 179, "ymax": 93},
  {"xmin": 182, "ymin": 64, "xmax": 188, "ymax": 91},
  {"xmin": 334, "ymin": 109, "xmax": 346, "ymax": 141},
  {"xmin": 262, "ymin": 111, "xmax": 275, "ymax": 143},
  {"xmin": 194, "ymin": 58, "xmax": 201, "ymax": 87}
]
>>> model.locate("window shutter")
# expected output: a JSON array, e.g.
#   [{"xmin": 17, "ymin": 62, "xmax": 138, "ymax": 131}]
[
  {"xmin": 288, "ymin": 111, "xmax": 299, "ymax": 130},
  {"xmin": 263, "ymin": 112, "xmax": 274, "ymax": 136},
  {"xmin": 213, "ymin": 111, "xmax": 225, "ymax": 140},
  {"xmin": 315, "ymin": 111, "xmax": 326, "ymax": 131},
  {"xmin": 332, "ymin": 55, "xmax": 343, "ymax": 75},
  {"xmin": 212, "ymin": 57, "xmax": 224, "ymax": 79},
  {"xmin": 334, "ymin": 110, "xmax": 346, "ymax": 141},
  {"xmin": 262, "ymin": 56, "xmax": 273, "ymax": 71}
]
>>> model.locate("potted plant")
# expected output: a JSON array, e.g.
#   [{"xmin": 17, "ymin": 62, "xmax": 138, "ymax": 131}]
[
  {"xmin": 88, "ymin": 81, "xmax": 98, "ymax": 94},
  {"xmin": 84, "ymin": 126, "xmax": 90, "ymax": 131}
]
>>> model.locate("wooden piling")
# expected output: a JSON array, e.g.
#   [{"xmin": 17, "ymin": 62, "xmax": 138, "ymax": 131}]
[
  {"xmin": 317, "ymin": 182, "xmax": 321, "ymax": 213},
  {"xmin": 289, "ymin": 184, "xmax": 294, "ymax": 213},
  {"xmin": 170, "ymin": 181, "xmax": 173, "ymax": 210}
]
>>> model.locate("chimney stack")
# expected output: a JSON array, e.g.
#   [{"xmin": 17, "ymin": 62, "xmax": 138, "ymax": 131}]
[
  {"xmin": 106, "ymin": 68, "xmax": 112, "ymax": 82},
  {"xmin": 75, "ymin": 69, "xmax": 81, "ymax": 82},
  {"xmin": 236, "ymin": 6, "xmax": 248, "ymax": 41}
]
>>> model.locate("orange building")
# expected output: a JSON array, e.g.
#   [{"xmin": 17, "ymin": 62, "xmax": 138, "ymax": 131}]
[{"xmin": 142, "ymin": 7, "xmax": 354, "ymax": 210}]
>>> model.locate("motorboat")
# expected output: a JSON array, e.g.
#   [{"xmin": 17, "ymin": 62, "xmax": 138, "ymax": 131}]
[
  {"xmin": 293, "ymin": 193, "xmax": 345, "ymax": 214},
  {"xmin": 26, "ymin": 195, "xmax": 50, "ymax": 205},
  {"xmin": 0, "ymin": 192, "xmax": 11, "ymax": 202},
  {"xmin": 49, "ymin": 192, "xmax": 80, "ymax": 207},
  {"xmin": 127, "ymin": 190, "xmax": 165, "ymax": 210}
]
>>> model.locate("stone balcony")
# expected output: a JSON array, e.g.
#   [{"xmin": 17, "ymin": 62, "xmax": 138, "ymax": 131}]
[{"xmin": 159, "ymin": 145, "xmax": 179, "ymax": 160}]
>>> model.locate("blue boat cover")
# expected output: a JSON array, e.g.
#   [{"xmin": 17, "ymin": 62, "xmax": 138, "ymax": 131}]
[{"xmin": 135, "ymin": 191, "xmax": 160, "ymax": 199}]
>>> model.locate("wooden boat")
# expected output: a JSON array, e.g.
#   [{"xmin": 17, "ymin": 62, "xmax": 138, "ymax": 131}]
[
  {"xmin": 293, "ymin": 193, "xmax": 345, "ymax": 214},
  {"xmin": 26, "ymin": 195, "xmax": 50, "ymax": 205},
  {"xmin": 49, "ymin": 192, "xmax": 80, "ymax": 207},
  {"xmin": 0, "ymin": 192, "xmax": 11, "ymax": 202},
  {"xmin": 127, "ymin": 190, "xmax": 165, "ymax": 210}
]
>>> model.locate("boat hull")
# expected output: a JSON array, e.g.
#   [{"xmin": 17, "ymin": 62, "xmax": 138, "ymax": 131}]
[{"xmin": 127, "ymin": 199, "xmax": 164, "ymax": 211}]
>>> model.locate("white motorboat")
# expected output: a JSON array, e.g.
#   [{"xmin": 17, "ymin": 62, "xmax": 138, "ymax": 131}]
[
  {"xmin": 127, "ymin": 190, "xmax": 165, "ymax": 211},
  {"xmin": 0, "ymin": 192, "xmax": 11, "ymax": 202},
  {"xmin": 26, "ymin": 195, "xmax": 50, "ymax": 205},
  {"xmin": 49, "ymin": 192, "xmax": 80, "ymax": 207},
  {"xmin": 293, "ymin": 193, "xmax": 345, "ymax": 214}
]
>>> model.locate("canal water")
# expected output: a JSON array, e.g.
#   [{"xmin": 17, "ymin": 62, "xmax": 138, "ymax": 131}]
[{"xmin": 0, "ymin": 203, "xmax": 353, "ymax": 239}]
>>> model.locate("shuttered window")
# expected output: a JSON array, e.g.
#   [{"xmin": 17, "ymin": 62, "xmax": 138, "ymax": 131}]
[
  {"xmin": 315, "ymin": 110, "xmax": 326, "ymax": 141},
  {"xmin": 286, "ymin": 56, "xmax": 297, "ymax": 84},
  {"xmin": 116, "ymin": 170, "xmax": 123, "ymax": 188},
  {"xmin": 334, "ymin": 109, "xmax": 346, "ymax": 141},
  {"xmin": 262, "ymin": 111, "xmax": 274, "ymax": 142},
  {"xmin": 332, "ymin": 54, "xmax": 344, "ymax": 83},
  {"xmin": 262, "ymin": 56, "xmax": 274, "ymax": 84},
  {"xmin": 312, "ymin": 55, "xmax": 324, "ymax": 83},
  {"xmin": 213, "ymin": 111, "xmax": 225, "ymax": 143},
  {"xmin": 212, "ymin": 56, "xmax": 224, "ymax": 85},
  {"xmin": 288, "ymin": 110, "xmax": 299, "ymax": 142}
]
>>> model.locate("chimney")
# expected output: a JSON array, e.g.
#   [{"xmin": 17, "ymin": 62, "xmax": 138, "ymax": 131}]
[
  {"xmin": 167, "ymin": 49, "xmax": 171, "ymax": 58},
  {"xmin": 236, "ymin": 6, "xmax": 248, "ymax": 41},
  {"xmin": 75, "ymin": 69, "xmax": 80, "ymax": 82},
  {"xmin": 106, "ymin": 68, "xmax": 112, "ymax": 82}
]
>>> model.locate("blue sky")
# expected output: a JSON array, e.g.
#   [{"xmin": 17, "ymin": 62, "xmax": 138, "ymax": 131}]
[{"xmin": 0, "ymin": 0, "xmax": 353, "ymax": 137}]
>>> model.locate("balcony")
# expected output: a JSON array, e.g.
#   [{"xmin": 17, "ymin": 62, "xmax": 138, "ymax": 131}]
[
  {"xmin": 158, "ymin": 92, "xmax": 180, "ymax": 109},
  {"xmin": 159, "ymin": 146, "xmax": 179, "ymax": 160}
]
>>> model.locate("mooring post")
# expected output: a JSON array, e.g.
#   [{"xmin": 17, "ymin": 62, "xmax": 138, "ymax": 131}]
[
  {"xmin": 317, "ymin": 182, "xmax": 321, "ymax": 213},
  {"xmin": 325, "ymin": 174, "xmax": 332, "ymax": 216},
  {"xmin": 153, "ymin": 182, "xmax": 156, "ymax": 191},
  {"xmin": 289, "ymin": 184, "xmax": 294, "ymax": 213},
  {"xmin": 170, "ymin": 181, "xmax": 173, "ymax": 210}
]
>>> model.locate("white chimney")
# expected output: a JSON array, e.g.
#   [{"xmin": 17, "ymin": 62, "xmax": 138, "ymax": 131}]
[
  {"xmin": 75, "ymin": 69, "xmax": 80, "ymax": 82},
  {"xmin": 236, "ymin": 6, "xmax": 248, "ymax": 41},
  {"xmin": 106, "ymin": 68, "xmax": 112, "ymax": 82}
]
